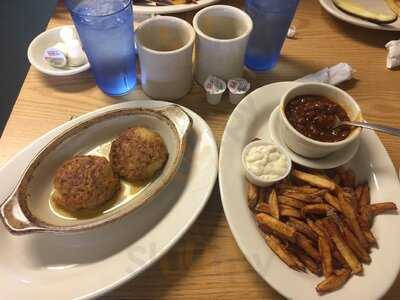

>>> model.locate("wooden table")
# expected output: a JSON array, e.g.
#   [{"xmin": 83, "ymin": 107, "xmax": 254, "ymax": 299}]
[{"xmin": 1, "ymin": 1, "xmax": 400, "ymax": 299}]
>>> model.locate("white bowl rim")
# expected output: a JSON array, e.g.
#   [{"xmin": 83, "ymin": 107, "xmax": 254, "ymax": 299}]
[
  {"xmin": 279, "ymin": 82, "xmax": 362, "ymax": 147},
  {"xmin": 135, "ymin": 16, "xmax": 195, "ymax": 56},
  {"xmin": 193, "ymin": 5, "xmax": 253, "ymax": 44},
  {"xmin": 27, "ymin": 25, "xmax": 90, "ymax": 77},
  {"xmin": 241, "ymin": 139, "xmax": 292, "ymax": 186}
]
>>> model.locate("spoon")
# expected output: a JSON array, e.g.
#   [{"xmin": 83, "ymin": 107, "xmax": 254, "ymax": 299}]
[{"xmin": 335, "ymin": 119, "xmax": 400, "ymax": 137}]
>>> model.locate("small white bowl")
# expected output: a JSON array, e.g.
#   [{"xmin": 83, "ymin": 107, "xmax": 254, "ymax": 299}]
[
  {"xmin": 241, "ymin": 140, "xmax": 292, "ymax": 187},
  {"xmin": 280, "ymin": 82, "xmax": 363, "ymax": 158},
  {"xmin": 27, "ymin": 25, "xmax": 90, "ymax": 76}
]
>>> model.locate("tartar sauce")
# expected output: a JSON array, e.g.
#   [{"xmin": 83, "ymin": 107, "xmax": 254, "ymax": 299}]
[{"xmin": 245, "ymin": 145, "xmax": 289, "ymax": 181}]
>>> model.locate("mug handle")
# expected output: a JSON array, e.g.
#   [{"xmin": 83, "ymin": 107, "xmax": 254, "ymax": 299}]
[{"xmin": 0, "ymin": 190, "xmax": 44, "ymax": 234}]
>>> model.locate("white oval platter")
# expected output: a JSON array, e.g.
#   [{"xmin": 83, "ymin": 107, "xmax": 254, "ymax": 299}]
[{"xmin": 219, "ymin": 81, "xmax": 400, "ymax": 300}]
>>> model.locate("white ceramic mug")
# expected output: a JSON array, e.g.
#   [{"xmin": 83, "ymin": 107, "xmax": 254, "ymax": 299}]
[
  {"xmin": 193, "ymin": 5, "xmax": 253, "ymax": 85},
  {"xmin": 136, "ymin": 16, "xmax": 195, "ymax": 100}
]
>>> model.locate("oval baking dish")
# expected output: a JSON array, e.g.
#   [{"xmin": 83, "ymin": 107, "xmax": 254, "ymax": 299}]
[{"xmin": 0, "ymin": 105, "xmax": 192, "ymax": 235}]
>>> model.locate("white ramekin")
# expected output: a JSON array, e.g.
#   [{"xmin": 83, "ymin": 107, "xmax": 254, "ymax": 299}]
[
  {"xmin": 279, "ymin": 82, "xmax": 363, "ymax": 158},
  {"xmin": 241, "ymin": 140, "xmax": 292, "ymax": 187}
]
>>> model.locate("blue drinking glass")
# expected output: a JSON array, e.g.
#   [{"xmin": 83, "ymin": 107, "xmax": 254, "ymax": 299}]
[
  {"xmin": 245, "ymin": 0, "xmax": 299, "ymax": 71},
  {"xmin": 66, "ymin": 0, "xmax": 136, "ymax": 96}
]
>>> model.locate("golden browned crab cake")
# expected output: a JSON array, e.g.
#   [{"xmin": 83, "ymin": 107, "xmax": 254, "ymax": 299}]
[
  {"xmin": 110, "ymin": 127, "xmax": 168, "ymax": 181},
  {"xmin": 52, "ymin": 155, "xmax": 120, "ymax": 212}
]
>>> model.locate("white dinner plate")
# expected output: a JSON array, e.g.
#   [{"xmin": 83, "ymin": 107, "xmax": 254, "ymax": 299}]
[
  {"xmin": 219, "ymin": 81, "xmax": 400, "ymax": 300},
  {"xmin": 0, "ymin": 100, "xmax": 218, "ymax": 300},
  {"xmin": 268, "ymin": 105, "xmax": 360, "ymax": 169},
  {"xmin": 319, "ymin": 0, "xmax": 400, "ymax": 31},
  {"xmin": 133, "ymin": 0, "xmax": 220, "ymax": 15}
]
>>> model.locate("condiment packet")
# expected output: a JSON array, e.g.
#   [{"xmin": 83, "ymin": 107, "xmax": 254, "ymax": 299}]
[
  {"xmin": 204, "ymin": 75, "xmax": 226, "ymax": 105},
  {"xmin": 296, "ymin": 63, "xmax": 354, "ymax": 85},
  {"xmin": 287, "ymin": 25, "xmax": 296, "ymax": 39},
  {"xmin": 227, "ymin": 78, "xmax": 250, "ymax": 105},
  {"xmin": 44, "ymin": 48, "xmax": 67, "ymax": 68},
  {"xmin": 385, "ymin": 40, "xmax": 400, "ymax": 69}
]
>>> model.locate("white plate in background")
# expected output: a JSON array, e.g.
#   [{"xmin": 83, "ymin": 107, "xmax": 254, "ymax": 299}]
[
  {"xmin": 219, "ymin": 81, "xmax": 400, "ymax": 300},
  {"xmin": 0, "ymin": 100, "xmax": 218, "ymax": 299},
  {"xmin": 133, "ymin": 0, "xmax": 220, "ymax": 15},
  {"xmin": 319, "ymin": 0, "xmax": 400, "ymax": 31}
]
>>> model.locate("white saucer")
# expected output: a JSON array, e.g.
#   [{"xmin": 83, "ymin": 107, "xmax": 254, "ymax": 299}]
[{"xmin": 268, "ymin": 106, "xmax": 360, "ymax": 169}]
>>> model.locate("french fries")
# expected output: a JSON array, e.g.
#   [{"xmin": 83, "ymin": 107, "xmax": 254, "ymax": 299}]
[
  {"xmin": 287, "ymin": 218, "xmax": 318, "ymax": 241},
  {"xmin": 264, "ymin": 234, "xmax": 303, "ymax": 271},
  {"xmin": 319, "ymin": 236, "xmax": 333, "ymax": 277},
  {"xmin": 324, "ymin": 193, "xmax": 341, "ymax": 211},
  {"xmin": 246, "ymin": 168, "xmax": 398, "ymax": 295},
  {"xmin": 296, "ymin": 233, "xmax": 321, "ymax": 262},
  {"xmin": 269, "ymin": 189, "xmax": 279, "ymax": 219},
  {"xmin": 322, "ymin": 219, "xmax": 363, "ymax": 274},
  {"xmin": 316, "ymin": 269, "xmax": 351, "ymax": 294},
  {"xmin": 292, "ymin": 169, "xmax": 336, "ymax": 191},
  {"xmin": 302, "ymin": 204, "xmax": 336, "ymax": 216},
  {"xmin": 367, "ymin": 202, "xmax": 397, "ymax": 216},
  {"xmin": 256, "ymin": 213, "xmax": 296, "ymax": 242},
  {"xmin": 280, "ymin": 205, "xmax": 302, "ymax": 219},
  {"xmin": 255, "ymin": 202, "xmax": 270, "ymax": 214},
  {"xmin": 247, "ymin": 181, "xmax": 258, "ymax": 208},
  {"xmin": 278, "ymin": 195, "xmax": 305, "ymax": 209},
  {"xmin": 337, "ymin": 190, "xmax": 369, "ymax": 250}
]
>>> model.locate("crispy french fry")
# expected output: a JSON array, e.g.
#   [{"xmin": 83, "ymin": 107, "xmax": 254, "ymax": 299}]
[
  {"xmin": 340, "ymin": 169, "xmax": 356, "ymax": 188},
  {"xmin": 338, "ymin": 190, "xmax": 369, "ymax": 250},
  {"xmin": 264, "ymin": 234, "xmax": 301, "ymax": 271},
  {"xmin": 278, "ymin": 196, "xmax": 306, "ymax": 209},
  {"xmin": 354, "ymin": 185, "xmax": 363, "ymax": 210},
  {"xmin": 319, "ymin": 236, "xmax": 333, "ymax": 277},
  {"xmin": 341, "ymin": 222, "xmax": 371, "ymax": 263},
  {"xmin": 359, "ymin": 206, "xmax": 372, "ymax": 229},
  {"xmin": 296, "ymin": 233, "xmax": 321, "ymax": 262},
  {"xmin": 316, "ymin": 268, "xmax": 351, "ymax": 294},
  {"xmin": 359, "ymin": 184, "xmax": 370, "ymax": 208},
  {"xmin": 292, "ymin": 170, "xmax": 336, "ymax": 191},
  {"xmin": 247, "ymin": 181, "xmax": 259, "ymax": 208},
  {"xmin": 255, "ymin": 202, "xmax": 270, "ymax": 214},
  {"xmin": 280, "ymin": 205, "xmax": 303, "ymax": 219},
  {"xmin": 363, "ymin": 229, "xmax": 377, "ymax": 246},
  {"xmin": 323, "ymin": 219, "xmax": 362, "ymax": 274},
  {"xmin": 257, "ymin": 187, "xmax": 268, "ymax": 203},
  {"xmin": 280, "ymin": 190, "xmax": 323, "ymax": 203},
  {"xmin": 290, "ymin": 246, "xmax": 322, "ymax": 276},
  {"xmin": 324, "ymin": 193, "xmax": 342, "ymax": 211},
  {"xmin": 302, "ymin": 204, "xmax": 336, "ymax": 216},
  {"xmin": 288, "ymin": 218, "xmax": 318, "ymax": 241},
  {"xmin": 368, "ymin": 202, "xmax": 398, "ymax": 216},
  {"xmin": 307, "ymin": 219, "xmax": 325, "ymax": 237},
  {"xmin": 256, "ymin": 213, "xmax": 296, "ymax": 242},
  {"xmin": 278, "ymin": 184, "xmax": 320, "ymax": 194},
  {"xmin": 269, "ymin": 189, "xmax": 279, "ymax": 219}
]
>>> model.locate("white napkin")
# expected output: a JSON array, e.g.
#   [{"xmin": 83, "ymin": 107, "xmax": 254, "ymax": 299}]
[
  {"xmin": 385, "ymin": 40, "xmax": 400, "ymax": 69},
  {"xmin": 296, "ymin": 63, "xmax": 354, "ymax": 85}
]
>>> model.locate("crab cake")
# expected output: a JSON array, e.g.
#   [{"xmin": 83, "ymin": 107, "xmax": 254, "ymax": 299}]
[
  {"xmin": 110, "ymin": 127, "xmax": 168, "ymax": 181},
  {"xmin": 52, "ymin": 155, "xmax": 120, "ymax": 212}
]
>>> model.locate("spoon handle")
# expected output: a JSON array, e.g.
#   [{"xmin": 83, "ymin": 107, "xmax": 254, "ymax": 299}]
[{"xmin": 344, "ymin": 121, "xmax": 400, "ymax": 137}]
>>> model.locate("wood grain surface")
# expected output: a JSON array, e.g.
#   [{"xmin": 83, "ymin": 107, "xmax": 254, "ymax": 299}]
[{"xmin": 1, "ymin": 0, "xmax": 400, "ymax": 299}]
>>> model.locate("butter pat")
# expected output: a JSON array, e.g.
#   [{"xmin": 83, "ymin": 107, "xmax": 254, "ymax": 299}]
[
  {"xmin": 43, "ymin": 48, "xmax": 67, "ymax": 68},
  {"xmin": 60, "ymin": 27, "xmax": 76, "ymax": 43},
  {"xmin": 385, "ymin": 40, "xmax": 400, "ymax": 69},
  {"xmin": 66, "ymin": 39, "xmax": 88, "ymax": 67}
]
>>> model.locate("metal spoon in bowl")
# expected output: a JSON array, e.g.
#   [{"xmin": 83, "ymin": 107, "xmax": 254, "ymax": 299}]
[{"xmin": 335, "ymin": 118, "xmax": 400, "ymax": 137}]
